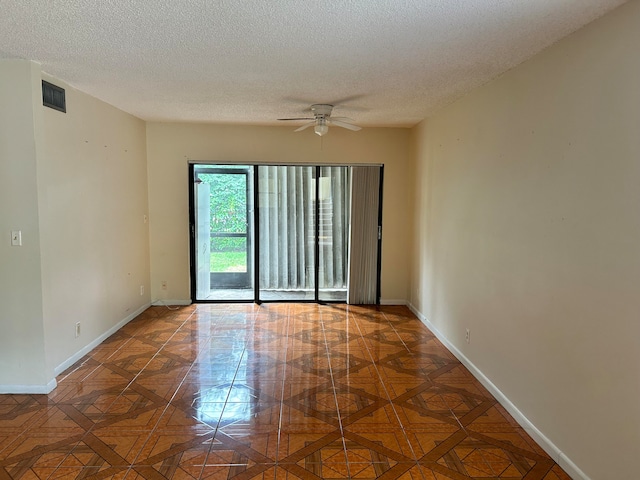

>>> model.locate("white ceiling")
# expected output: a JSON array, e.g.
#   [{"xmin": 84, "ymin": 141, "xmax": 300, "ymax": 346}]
[{"xmin": 0, "ymin": 0, "xmax": 626, "ymax": 127}]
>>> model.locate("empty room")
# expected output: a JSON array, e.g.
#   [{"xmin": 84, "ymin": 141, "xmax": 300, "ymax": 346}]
[{"xmin": 1, "ymin": 1, "xmax": 638, "ymax": 479}]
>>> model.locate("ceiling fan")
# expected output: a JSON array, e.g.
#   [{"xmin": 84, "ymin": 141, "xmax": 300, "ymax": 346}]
[{"xmin": 278, "ymin": 104, "xmax": 361, "ymax": 136}]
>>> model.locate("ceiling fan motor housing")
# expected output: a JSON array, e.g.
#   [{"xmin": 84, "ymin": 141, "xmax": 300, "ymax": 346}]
[{"xmin": 311, "ymin": 104, "xmax": 333, "ymax": 117}]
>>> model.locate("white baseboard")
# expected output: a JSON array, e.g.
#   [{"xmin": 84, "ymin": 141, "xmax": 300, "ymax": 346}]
[
  {"xmin": 557, "ymin": 453, "xmax": 590, "ymax": 480},
  {"xmin": 0, "ymin": 378, "xmax": 57, "ymax": 395},
  {"xmin": 407, "ymin": 302, "xmax": 590, "ymax": 480},
  {"xmin": 0, "ymin": 303, "xmax": 152, "ymax": 394},
  {"xmin": 53, "ymin": 302, "xmax": 151, "ymax": 377},
  {"xmin": 151, "ymin": 299, "xmax": 192, "ymax": 306}
]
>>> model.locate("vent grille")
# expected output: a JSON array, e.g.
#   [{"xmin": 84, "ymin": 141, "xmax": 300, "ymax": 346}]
[{"xmin": 42, "ymin": 80, "xmax": 66, "ymax": 112}]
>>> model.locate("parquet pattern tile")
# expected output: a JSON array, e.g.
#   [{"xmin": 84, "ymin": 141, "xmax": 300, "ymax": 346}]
[{"xmin": 0, "ymin": 304, "xmax": 571, "ymax": 479}]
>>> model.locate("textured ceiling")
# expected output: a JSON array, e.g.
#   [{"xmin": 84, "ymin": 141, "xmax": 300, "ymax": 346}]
[{"xmin": 0, "ymin": 0, "xmax": 627, "ymax": 127}]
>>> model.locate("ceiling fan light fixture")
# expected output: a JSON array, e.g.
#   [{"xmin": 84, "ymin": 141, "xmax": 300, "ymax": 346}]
[
  {"xmin": 280, "ymin": 104, "xmax": 360, "ymax": 134},
  {"xmin": 314, "ymin": 123, "xmax": 329, "ymax": 136}
]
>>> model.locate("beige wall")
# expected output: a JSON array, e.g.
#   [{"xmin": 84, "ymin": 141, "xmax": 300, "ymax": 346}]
[
  {"xmin": 410, "ymin": 2, "xmax": 640, "ymax": 479},
  {"xmin": 0, "ymin": 60, "xmax": 50, "ymax": 388},
  {"xmin": 146, "ymin": 123, "xmax": 411, "ymax": 303},
  {"xmin": 0, "ymin": 60, "xmax": 149, "ymax": 391},
  {"xmin": 3, "ymin": 8, "xmax": 634, "ymax": 474},
  {"xmin": 38, "ymin": 74, "xmax": 150, "ymax": 373}
]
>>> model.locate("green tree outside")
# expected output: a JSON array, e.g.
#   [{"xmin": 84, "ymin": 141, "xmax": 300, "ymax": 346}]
[{"xmin": 198, "ymin": 172, "xmax": 248, "ymax": 271}]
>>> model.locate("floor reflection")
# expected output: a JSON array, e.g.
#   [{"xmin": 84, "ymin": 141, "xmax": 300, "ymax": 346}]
[{"xmin": 3, "ymin": 303, "xmax": 572, "ymax": 480}]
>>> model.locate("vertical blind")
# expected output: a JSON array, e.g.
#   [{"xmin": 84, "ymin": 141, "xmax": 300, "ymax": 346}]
[
  {"xmin": 319, "ymin": 166, "xmax": 350, "ymax": 290},
  {"xmin": 347, "ymin": 166, "xmax": 381, "ymax": 304},
  {"xmin": 258, "ymin": 166, "xmax": 315, "ymax": 289},
  {"xmin": 258, "ymin": 166, "xmax": 351, "ymax": 291}
]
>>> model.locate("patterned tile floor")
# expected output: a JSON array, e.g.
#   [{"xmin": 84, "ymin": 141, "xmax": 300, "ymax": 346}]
[{"xmin": 0, "ymin": 304, "xmax": 571, "ymax": 480}]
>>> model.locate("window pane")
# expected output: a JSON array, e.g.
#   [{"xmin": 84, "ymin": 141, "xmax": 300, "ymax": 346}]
[
  {"xmin": 258, "ymin": 166, "xmax": 315, "ymax": 301},
  {"xmin": 318, "ymin": 166, "xmax": 350, "ymax": 302},
  {"xmin": 194, "ymin": 165, "xmax": 253, "ymax": 301},
  {"xmin": 211, "ymin": 237, "xmax": 247, "ymax": 273}
]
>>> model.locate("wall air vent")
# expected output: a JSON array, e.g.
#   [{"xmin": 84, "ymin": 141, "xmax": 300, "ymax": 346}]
[{"xmin": 42, "ymin": 80, "xmax": 66, "ymax": 112}]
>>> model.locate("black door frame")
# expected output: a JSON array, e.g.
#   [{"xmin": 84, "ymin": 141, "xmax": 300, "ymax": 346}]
[
  {"xmin": 206, "ymin": 167, "xmax": 251, "ymax": 289},
  {"xmin": 189, "ymin": 165, "xmax": 252, "ymax": 299},
  {"xmin": 189, "ymin": 163, "xmax": 382, "ymax": 304}
]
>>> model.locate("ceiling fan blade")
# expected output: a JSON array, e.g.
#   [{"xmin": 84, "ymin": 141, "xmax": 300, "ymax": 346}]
[
  {"xmin": 278, "ymin": 117, "xmax": 314, "ymax": 121},
  {"xmin": 329, "ymin": 119, "xmax": 362, "ymax": 131},
  {"xmin": 294, "ymin": 121, "xmax": 316, "ymax": 132},
  {"xmin": 329, "ymin": 116, "xmax": 356, "ymax": 122}
]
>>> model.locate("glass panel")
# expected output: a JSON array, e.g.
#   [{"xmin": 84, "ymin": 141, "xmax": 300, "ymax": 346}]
[
  {"xmin": 211, "ymin": 237, "xmax": 247, "ymax": 273},
  {"xmin": 258, "ymin": 165, "xmax": 315, "ymax": 301},
  {"xmin": 192, "ymin": 163, "xmax": 354, "ymax": 304},
  {"xmin": 318, "ymin": 166, "xmax": 350, "ymax": 302},
  {"xmin": 209, "ymin": 173, "xmax": 247, "ymax": 235},
  {"xmin": 194, "ymin": 165, "xmax": 253, "ymax": 301}
]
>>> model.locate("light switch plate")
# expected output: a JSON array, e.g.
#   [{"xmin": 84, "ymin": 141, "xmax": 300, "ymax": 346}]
[{"xmin": 11, "ymin": 231, "xmax": 22, "ymax": 246}]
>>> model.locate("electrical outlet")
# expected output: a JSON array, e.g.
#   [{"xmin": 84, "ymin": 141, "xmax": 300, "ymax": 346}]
[
  {"xmin": 465, "ymin": 329, "xmax": 470, "ymax": 344},
  {"xmin": 161, "ymin": 280, "xmax": 167, "ymax": 290},
  {"xmin": 140, "ymin": 285, "xmax": 144, "ymax": 295},
  {"xmin": 75, "ymin": 322, "xmax": 81, "ymax": 338}
]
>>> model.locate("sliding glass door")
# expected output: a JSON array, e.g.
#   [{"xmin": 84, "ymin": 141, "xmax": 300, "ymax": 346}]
[
  {"xmin": 192, "ymin": 165, "xmax": 254, "ymax": 301},
  {"xmin": 258, "ymin": 166, "xmax": 316, "ymax": 300},
  {"xmin": 190, "ymin": 163, "xmax": 379, "ymax": 304},
  {"xmin": 317, "ymin": 166, "xmax": 350, "ymax": 302}
]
